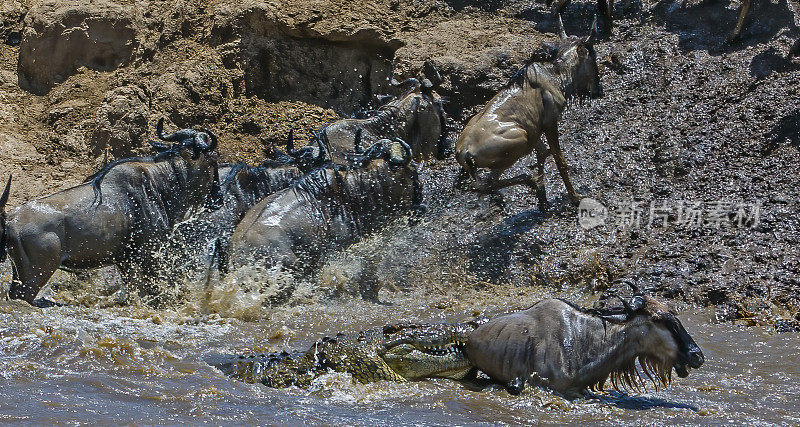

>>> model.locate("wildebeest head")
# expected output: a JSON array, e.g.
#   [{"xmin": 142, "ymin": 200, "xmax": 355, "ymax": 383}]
[
  {"xmin": 538, "ymin": 15, "xmax": 603, "ymax": 99},
  {"xmin": 595, "ymin": 284, "xmax": 704, "ymax": 386},
  {"xmin": 149, "ymin": 118, "xmax": 223, "ymax": 209},
  {"xmin": 347, "ymin": 129, "xmax": 413, "ymax": 169},
  {"xmin": 0, "ymin": 175, "xmax": 11, "ymax": 263},
  {"xmin": 150, "ymin": 117, "xmax": 218, "ymax": 157},
  {"xmin": 283, "ymin": 128, "xmax": 329, "ymax": 172}
]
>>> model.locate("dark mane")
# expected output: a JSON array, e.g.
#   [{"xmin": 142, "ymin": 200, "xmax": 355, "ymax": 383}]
[
  {"xmin": 504, "ymin": 63, "xmax": 533, "ymax": 89},
  {"xmin": 555, "ymin": 298, "xmax": 630, "ymax": 322},
  {"xmin": 85, "ymin": 150, "xmax": 180, "ymax": 207}
]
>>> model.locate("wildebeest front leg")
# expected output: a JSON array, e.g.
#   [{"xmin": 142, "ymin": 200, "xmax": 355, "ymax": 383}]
[
  {"xmin": 8, "ymin": 237, "xmax": 60, "ymax": 305},
  {"xmin": 544, "ymin": 125, "xmax": 580, "ymax": 205},
  {"xmin": 730, "ymin": 0, "xmax": 751, "ymax": 41},
  {"xmin": 534, "ymin": 141, "xmax": 551, "ymax": 210}
]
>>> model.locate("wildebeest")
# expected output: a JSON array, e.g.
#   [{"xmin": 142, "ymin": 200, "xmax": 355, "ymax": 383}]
[
  {"xmin": 0, "ymin": 119, "xmax": 221, "ymax": 305},
  {"xmin": 316, "ymin": 78, "xmax": 447, "ymax": 164},
  {"xmin": 455, "ymin": 17, "xmax": 602, "ymax": 208},
  {"xmin": 156, "ymin": 131, "xmax": 325, "ymax": 284},
  {"xmin": 466, "ymin": 287, "xmax": 704, "ymax": 398},
  {"xmin": 226, "ymin": 137, "xmax": 422, "ymax": 288}
]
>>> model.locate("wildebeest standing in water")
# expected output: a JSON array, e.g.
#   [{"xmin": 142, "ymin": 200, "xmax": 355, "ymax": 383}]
[
  {"xmin": 317, "ymin": 77, "xmax": 448, "ymax": 164},
  {"xmin": 455, "ymin": 16, "xmax": 602, "ymax": 208},
  {"xmin": 156, "ymin": 130, "xmax": 327, "ymax": 285},
  {"xmin": 466, "ymin": 287, "xmax": 704, "ymax": 398},
  {"xmin": 0, "ymin": 119, "xmax": 221, "ymax": 305},
  {"xmin": 226, "ymin": 137, "xmax": 423, "ymax": 302}
]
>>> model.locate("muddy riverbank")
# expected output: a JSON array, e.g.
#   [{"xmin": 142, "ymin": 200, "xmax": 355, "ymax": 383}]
[{"xmin": 1, "ymin": 0, "xmax": 800, "ymax": 423}]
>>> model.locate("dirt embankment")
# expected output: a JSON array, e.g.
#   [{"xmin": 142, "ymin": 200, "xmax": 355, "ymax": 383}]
[{"xmin": 1, "ymin": 0, "xmax": 800, "ymax": 326}]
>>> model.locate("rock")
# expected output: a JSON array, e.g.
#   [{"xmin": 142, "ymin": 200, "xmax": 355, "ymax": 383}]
[
  {"xmin": 18, "ymin": 0, "xmax": 137, "ymax": 94},
  {"xmin": 91, "ymin": 85, "xmax": 149, "ymax": 157},
  {"xmin": 0, "ymin": 0, "xmax": 28, "ymax": 45}
]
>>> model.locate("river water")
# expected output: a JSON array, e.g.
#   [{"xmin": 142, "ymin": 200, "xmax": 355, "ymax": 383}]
[{"xmin": 1, "ymin": 280, "xmax": 797, "ymax": 426}]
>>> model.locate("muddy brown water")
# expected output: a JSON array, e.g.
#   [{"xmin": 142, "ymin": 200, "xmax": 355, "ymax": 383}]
[{"xmin": 1, "ymin": 283, "xmax": 798, "ymax": 426}]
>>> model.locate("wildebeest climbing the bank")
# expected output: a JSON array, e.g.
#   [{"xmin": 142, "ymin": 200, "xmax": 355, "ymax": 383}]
[
  {"xmin": 0, "ymin": 119, "xmax": 221, "ymax": 305},
  {"xmin": 316, "ymin": 77, "xmax": 448, "ymax": 164},
  {"xmin": 456, "ymin": 16, "xmax": 603, "ymax": 208}
]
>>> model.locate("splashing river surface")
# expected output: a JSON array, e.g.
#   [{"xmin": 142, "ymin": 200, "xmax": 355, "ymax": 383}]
[{"xmin": 1, "ymin": 288, "xmax": 798, "ymax": 425}]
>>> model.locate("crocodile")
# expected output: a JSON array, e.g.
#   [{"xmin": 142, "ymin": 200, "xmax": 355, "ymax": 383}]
[{"xmin": 206, "ymin": 320, "xmax": 482, "ymax": 388}]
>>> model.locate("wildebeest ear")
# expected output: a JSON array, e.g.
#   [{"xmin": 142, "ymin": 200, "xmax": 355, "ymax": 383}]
[{"xmin": 0, "ymin": 175, "xmax": 11, "ymax": 209}]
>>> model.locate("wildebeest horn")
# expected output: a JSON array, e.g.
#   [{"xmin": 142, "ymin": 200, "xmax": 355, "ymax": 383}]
[
  {"xmin": 285, "ymin": 128, "xmax": 296, "ymax": 155},
  {"xmin": 148, "ymin": 140, "xmax": 171, "ymax": 152},
  {"xmin": 388, "ymin": 137, "xmax": 413, "ymax": 166},
  {"xmin": 156, "ymin": 117, "xmax": 197, "ymax": 142},
  {"xmin": 607, "ymin": 292, "xmax": 633, "ymax": 314},
  {"xmin": 0, "ymin": 175, "xmax": 11, "ymax": 210},
  {"xmin": 354, "ymin": 128, "xmax": 364, "ymax": 154},
  {"xmin": 626, "ymin": 280, "xmax": 643, "ymax": 296},
  {"xmin": 586, "ymin": 15, "xmax": 599, "ymax": 45},
  {"xmin": 199, "ymin": 128, "xmax": 218, "ymax": 152},
  {"xmin": 557, "ymin": 14, "xmax": 568, "ymax": 39},
  {"xmin": 314, "ymin": 133, "xmax": 328, "ymax": 162}
]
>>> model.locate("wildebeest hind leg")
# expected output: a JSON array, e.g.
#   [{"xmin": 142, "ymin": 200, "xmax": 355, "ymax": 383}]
[
  {"xmin": 9, "ymin": 239, "xmax": 60, "ymax": 305},
  {"xmin": 544, "ymin": 126, "xmax": 580, "ymax": 205}
]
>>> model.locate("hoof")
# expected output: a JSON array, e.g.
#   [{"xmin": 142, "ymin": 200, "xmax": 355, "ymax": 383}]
[{"xmin": 506, "ymin": 377, "xmax": 525, "ymax": 395}]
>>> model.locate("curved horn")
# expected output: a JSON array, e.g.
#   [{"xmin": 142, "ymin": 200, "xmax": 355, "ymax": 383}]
[
  {"xmin": 388, "ymin": 137, "xmax": 413, "ymax": 166},
  {"xmin": 0, "ymin": 175, "xmax": 11, "ymax": 210},
  {"xmin": 627, "ymin": 280, "xmax": 643, "ymax": 296},
  {"xmin": 285, "ymin": 128, "xmax": 296, "ymax": 155},
  {"xmin": 156, "ymin": 117, "xmax": 197, "ymax": 142},
  {"xmin": 314, "ymin": 132, "xmax": 328, "ymax": 163},
  {"xmin": 156, "ymin": 117, "xmax": 167, "ymax": 140},
  {"xmin": 354, "ymin": 128, "xmax": 364, "ymax": 154},
  {"xmin": 197, "ymin": 128, "xmax": 218, "ymax": 152},
  {"xmin": 612, "ymin": 293, "xmax": 634, "ymax": 314},
  {"xmin": 586, "ymin": 14, "xmax": 599, "ymax": 45},
  {"xmin": 148, "ymin": 140, "xmax": 171, "ymax": 152},
  {"xmin": 557, "ymin": 14, "xmax": 568, "ymax": 39}
]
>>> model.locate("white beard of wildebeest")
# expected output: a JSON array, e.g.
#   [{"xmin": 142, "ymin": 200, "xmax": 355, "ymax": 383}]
[
  {"xmin": 3, "ymin": 120, "xmax": 220, "ymax": 306},
  {"xmin": 465, "ymin": 295, "xmax": 704, "ymax": 399}
]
